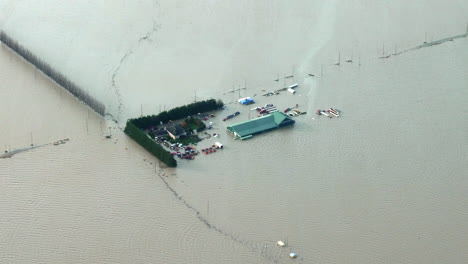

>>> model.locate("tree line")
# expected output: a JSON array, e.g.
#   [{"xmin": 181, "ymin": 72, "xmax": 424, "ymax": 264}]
[
  {"xmin": 124, "ymin": 121, "xmax": 177, "ymax": 167},
  {"xmin": 0, "ymin": 31, "xmax": 105, "ymax": 116},
  {"xmin": 130, "ymin": 99, "xmax": 224, "ymax": 129}
]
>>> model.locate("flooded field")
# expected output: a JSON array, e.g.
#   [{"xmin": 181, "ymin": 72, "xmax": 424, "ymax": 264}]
[{"xmin": 1, "ymin": 1, "xmax": 468, "ymax": 263}]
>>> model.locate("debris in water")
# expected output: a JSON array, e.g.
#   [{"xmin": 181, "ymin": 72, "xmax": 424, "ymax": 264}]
[{"xmin": 277, "ymin": 241, "xmax": 286, "ymax": 247}]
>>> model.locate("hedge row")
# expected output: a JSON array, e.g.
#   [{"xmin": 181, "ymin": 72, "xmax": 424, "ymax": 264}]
[
  {"xmin": 0, "ymin": 31, "xmax": 105, "ymax": 116},
  {"xmin": 124, "ymin": 121, "xmax": 177, "ymax": 167},
  {"xmin": 130, "ymin": 99, "xmax": 224, "ymax": 129}
]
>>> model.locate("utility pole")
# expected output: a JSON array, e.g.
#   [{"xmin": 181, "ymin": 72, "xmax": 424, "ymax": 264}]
[
  {"xmin": 334, "ymin": 52, "xmax": 341, "ymax": 66},
  {"xmin": 244, "ymin": 79, "xmax": 247, "ymax": 94},
  {"xmin": 292, "ymin": 65, "xmax": 295, "ymax": 82}
]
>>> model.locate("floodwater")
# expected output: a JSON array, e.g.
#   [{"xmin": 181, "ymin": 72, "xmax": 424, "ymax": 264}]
[{"xmin": 1, "ymin": 1, "xmax": 468, "ymax": 263}]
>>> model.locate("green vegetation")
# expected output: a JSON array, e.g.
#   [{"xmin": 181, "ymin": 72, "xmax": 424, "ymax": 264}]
[
  {"xmin": 130, "ymin": 99, "xmax": 223, "ymax": 129},
  {"xmin": 182, "ymin": 117, "xmax": 206, "ymax": 133},
  {"xmin": 124, "ymin": 121, "xmax": 177, "ymax": 167}
]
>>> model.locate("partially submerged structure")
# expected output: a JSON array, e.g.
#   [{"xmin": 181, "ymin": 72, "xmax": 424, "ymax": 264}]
[
  {"xmin": 238, "ymin": 97, "xmax": 255, "ymax": 105},
  {"xmin": 227, "ymin": 111, "xmax": 295, "ymax": 140},
  {"xmin": 165, "ymin": 123, "xmax": 186, "ymax": 139}
]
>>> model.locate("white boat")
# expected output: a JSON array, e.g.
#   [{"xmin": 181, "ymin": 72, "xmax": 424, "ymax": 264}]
[
  {"xmin": 320, "ymin": 110, "xmax": 329, "ymax": 117},
  {"xmin": 328, "ymin": 108, "xmax": 340, "ymax": 117}
]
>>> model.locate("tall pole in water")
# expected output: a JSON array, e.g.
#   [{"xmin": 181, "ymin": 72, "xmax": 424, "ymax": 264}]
[
  {"xmin": 335, "ymin": 52, "xmax": 340, "ymax": 66},
  {"xmin": 244, "ymin": 79, "xmax": 247, "ymax": 95},
  {"xmin": 292, "ymin": 65, "xmax": 295, "ymax": 82},
  {"xmin": 30, "ymin": 132, "xmax": 33, "ymax": 146}
]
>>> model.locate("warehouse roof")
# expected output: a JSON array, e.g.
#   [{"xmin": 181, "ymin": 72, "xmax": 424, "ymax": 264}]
[{"xmin": 227, "ymin": 111, "xmax": 294, "ymax": 139}]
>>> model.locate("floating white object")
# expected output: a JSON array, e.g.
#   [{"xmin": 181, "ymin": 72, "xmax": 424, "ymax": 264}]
[
  {"xmin": 277, "ymin": 241, "xmax": 286, "ymax": 247},
  {"xmin": 289, "ymin": 252, "xmax": 297, "ymax": 258},
  {"xmin": 289, "ymin": 83, "xmax": 298, "ymax": 89},
  {"xmin": 287, "ymin": 88, "xmax": 296, "ymax": 94}
]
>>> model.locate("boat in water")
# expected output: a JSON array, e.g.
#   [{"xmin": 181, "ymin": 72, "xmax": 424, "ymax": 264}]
[{"xmin": 316, "ymin": 108, "xmax": 340, "ymax": 118}]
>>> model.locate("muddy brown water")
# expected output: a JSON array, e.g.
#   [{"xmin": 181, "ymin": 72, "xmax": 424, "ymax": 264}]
[{"xmin": 1, "ymin": 1, "xmax": 468, "ymax": 263}]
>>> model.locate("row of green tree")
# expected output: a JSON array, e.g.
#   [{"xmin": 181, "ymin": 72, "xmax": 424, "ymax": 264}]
[
  {"xmin": 124, "ymin": 121, "xmax": 177, "ymax": 167},
  {"xmin": 0, "ymin": 31, "xmax": 105, "ymax": 116},
  {"xmin": 129, "ymin": 99, "xmax": 224, "ymax": 129}
]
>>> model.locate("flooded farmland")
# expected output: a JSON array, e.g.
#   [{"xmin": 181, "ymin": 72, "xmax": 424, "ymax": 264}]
[{"xmin": 1, "ymin": 1, "xmax": 468, "ymax": 263}]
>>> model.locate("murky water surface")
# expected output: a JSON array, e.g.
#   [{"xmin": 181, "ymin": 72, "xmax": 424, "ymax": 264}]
[{"xmin": 1, "ymin": 1, "xmax": 467, "ymax": 263}]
